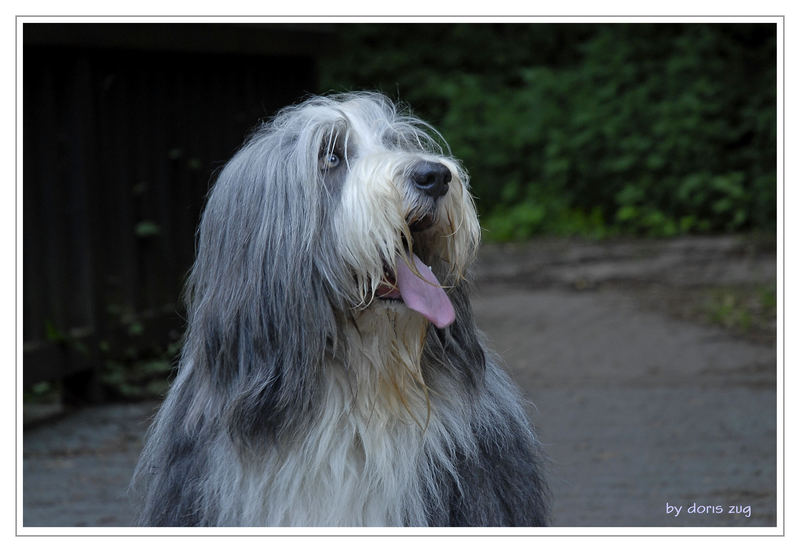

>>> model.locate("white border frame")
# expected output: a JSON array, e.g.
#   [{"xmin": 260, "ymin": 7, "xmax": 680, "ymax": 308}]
[{"xmin": 13, "ymin": 14, "xmax": 785, "ymax": 539}]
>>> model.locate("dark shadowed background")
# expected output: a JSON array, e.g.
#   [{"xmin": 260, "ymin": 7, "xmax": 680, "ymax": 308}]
[{"xmin": 22, "ymin": 22, "xmax": 778, "ymax": 528}]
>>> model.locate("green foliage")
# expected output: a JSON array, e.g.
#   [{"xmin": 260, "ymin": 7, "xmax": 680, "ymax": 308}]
[
  {"xmin": 98, "ymin": 305, "xmax": 180, "ymax": 400},
  {"xmin": 101, "ymin": 357, "xmax": 174, "ymax": 399},
  {"xmin": 702, "ymin": 284, "xmax": 776, "ymax": 334},
  {"xmin": 24, "ymin": 380, "xmax": 61, "ymax": 404},
  {"xmin": 134, "ymin": 220, "xmax": 161, "ymax": 238},
  {"xmin": 320, "ymin": 24, "xmax": 776, "ymax": 239}
]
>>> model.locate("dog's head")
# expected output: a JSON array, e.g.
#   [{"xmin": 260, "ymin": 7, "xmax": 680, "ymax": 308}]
[
  {"xmin": 193, "ymin": 93, "xmax": 479, "ymax": 334},
  {"xmin": 183, "ymin": 93, "xmax": 484, "ymax": 435},
  {"xmin": 187, "ymin": 93, "xmax": 483, "ymax": 391}
]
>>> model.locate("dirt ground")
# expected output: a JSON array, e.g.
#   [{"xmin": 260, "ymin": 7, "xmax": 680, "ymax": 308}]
[{"xmin": 22, "ymin": 236, "xmax": 778, "ymax": 529}]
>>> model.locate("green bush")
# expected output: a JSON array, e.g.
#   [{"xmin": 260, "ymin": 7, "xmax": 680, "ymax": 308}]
[{"xmin": 320, "ymin": 24, "xmax": 776, "ymax": 239}]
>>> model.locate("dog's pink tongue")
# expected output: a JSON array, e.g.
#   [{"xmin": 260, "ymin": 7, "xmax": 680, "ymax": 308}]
[{"xmin": 395, "ymin": 253, "xmax": 456, "ymax": 329}]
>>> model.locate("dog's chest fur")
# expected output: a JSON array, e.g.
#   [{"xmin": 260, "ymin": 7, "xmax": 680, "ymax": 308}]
[{"xmin": 214, "ymin": 310, "xmax": 466, "ymax": 526}]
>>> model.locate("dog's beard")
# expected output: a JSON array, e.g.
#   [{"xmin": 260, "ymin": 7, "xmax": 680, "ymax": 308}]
[{"xmin": 332, "ymin": 155, "xmax": 479, "ymax": 330}]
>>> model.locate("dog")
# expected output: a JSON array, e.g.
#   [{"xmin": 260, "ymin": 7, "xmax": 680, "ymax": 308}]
[{"xmin": 132, "ymin": 92, "xmax": 549, "ymax": 527}]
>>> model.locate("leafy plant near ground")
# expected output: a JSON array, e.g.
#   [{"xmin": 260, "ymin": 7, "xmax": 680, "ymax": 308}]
[
  {"xmin": 101, "ymin": 357, "xmax": 175, "ymax": 400},
  {"xmin": 703, "ymin": 284, "xmax": 776, "ymax": 335},
  {"xmin": 24, "ymin": 380, "xmax": 62, "ymax": 404},
  {"xmin": 320, "ymin": 24, "xmax": 776, "ymax": 239},
  {"xmin": 25, "ymin": 306, "xmax": 181, "ymax": 404},
  {"xmin": 96, "ymin": 304, "xmax": 181, "ymax": 400}
]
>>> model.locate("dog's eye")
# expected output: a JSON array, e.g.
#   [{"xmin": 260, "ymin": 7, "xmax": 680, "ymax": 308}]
[{"xmin": 321, "ymin": 152, "xmax": 340, "ymax": 170}]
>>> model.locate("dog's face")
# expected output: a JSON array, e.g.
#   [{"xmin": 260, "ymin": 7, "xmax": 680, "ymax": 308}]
[
  {"xmin": 191, "ymin": 93, "xmax": 481, "ymax": 355},
  {"xmin": 311, "ymin": 94, "xmax": 481, "ymax": 328}
]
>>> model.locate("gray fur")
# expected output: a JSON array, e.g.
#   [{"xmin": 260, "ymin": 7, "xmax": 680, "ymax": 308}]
[{"xmin": 132, "ymin": 92, "xmax": 549, "ymax": 527}]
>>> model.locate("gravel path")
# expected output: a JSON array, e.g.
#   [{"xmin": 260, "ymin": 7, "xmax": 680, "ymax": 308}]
[{"xmin": 22, "ymin": 236, "xmax": 777, "ymax": 528}]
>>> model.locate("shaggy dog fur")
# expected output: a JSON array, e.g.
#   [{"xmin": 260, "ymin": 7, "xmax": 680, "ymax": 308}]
[{"xmin": 132, "ymin": 92, "xmax": 549, "ymax": 527}]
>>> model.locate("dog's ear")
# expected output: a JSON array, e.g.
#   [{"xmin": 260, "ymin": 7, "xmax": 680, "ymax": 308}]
[{"xmin": 182, "ymin": 128, "xmax": 336, "ymax": 444}]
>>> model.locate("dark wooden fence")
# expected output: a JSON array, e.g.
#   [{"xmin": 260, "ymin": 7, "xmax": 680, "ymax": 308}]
[{"xmin": 23, "ymin": 23, "xmax": 325, "ymax": 398}]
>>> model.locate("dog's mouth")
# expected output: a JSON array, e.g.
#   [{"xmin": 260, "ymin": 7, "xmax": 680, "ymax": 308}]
[
  {"xmin": 373, "ymin": 215, "xmax": 456, "ymax": 329},
  {"xmin": 407, "ymin": 214, "xmax": 436, "ymax": 232}
]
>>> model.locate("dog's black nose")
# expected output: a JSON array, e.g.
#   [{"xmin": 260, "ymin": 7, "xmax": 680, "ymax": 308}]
[{"xmin": 410, "ymin": 161, "xmax": 452, "ymax": 200}]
